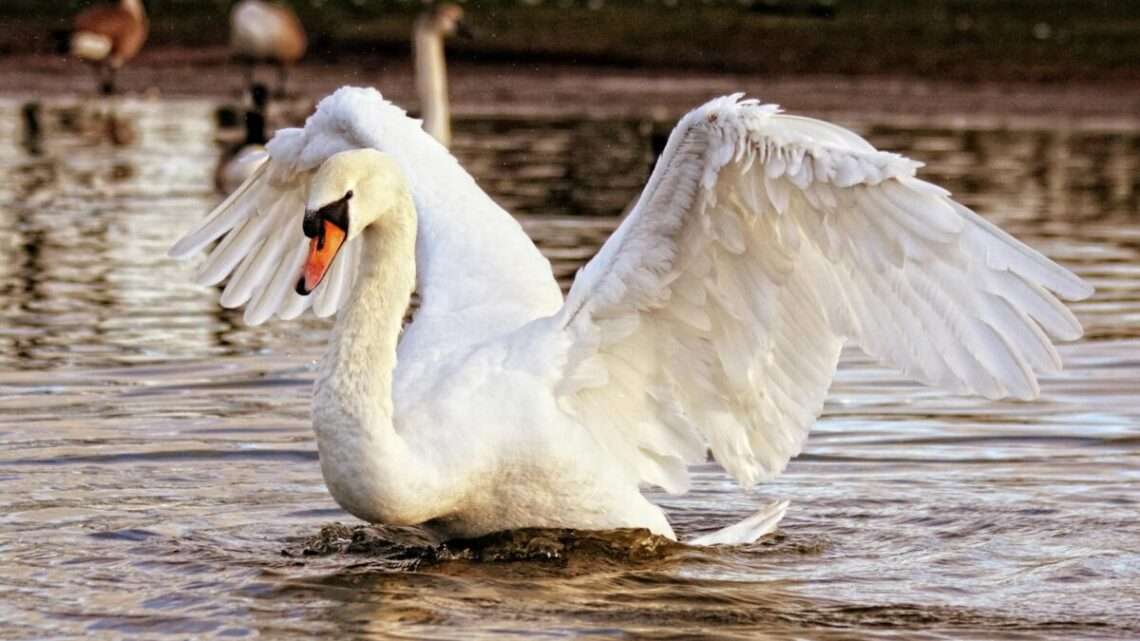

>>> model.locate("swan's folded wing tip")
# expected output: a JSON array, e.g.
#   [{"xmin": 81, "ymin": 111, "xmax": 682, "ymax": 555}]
[{"xmin": 688, "ymin": 499, "xmax": 790, "ymax": 546}]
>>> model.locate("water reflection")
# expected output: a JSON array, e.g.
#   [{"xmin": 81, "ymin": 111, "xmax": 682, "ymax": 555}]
[
  {"xmin": 0, "ymin": 98, "xmax": 1137, "ymax": 640},
  {"xmin": 1, "ymin": 99, "xmax": 1136, "ymax": 370}
]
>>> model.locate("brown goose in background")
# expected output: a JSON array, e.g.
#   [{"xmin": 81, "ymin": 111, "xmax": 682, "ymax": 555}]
[
  {"xmin": 70, "ymin": 0, "xmax": 148, "ymax": 95},
  {"xmin": 414, "ymin": 3, "xmax": 472, "ymax": 147},
  {"xmin": 230, "ymin": 0, "xmax": 307, "ymax": 97}
]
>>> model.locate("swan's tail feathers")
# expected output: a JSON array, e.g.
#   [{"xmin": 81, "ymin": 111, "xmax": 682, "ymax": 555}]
[{"xmin": 688, "ymin": 500, "xmax": 789, "ymax": 546}]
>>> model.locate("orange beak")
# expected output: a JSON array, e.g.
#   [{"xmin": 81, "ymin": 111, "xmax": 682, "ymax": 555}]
[{"xmin": 296, "ymin": 220, "xmax": 347, "ymax": 295}]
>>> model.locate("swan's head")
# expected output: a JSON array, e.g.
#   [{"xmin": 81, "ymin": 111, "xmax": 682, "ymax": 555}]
[{"xmin": 297, "ymin": 148, "xmax": 409, "ymax": 295}]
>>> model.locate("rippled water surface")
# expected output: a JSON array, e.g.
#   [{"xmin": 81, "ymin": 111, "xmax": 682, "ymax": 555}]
[{"xmin": 1, "ymin": 98, "xmax": 1138, "ymax": 640}]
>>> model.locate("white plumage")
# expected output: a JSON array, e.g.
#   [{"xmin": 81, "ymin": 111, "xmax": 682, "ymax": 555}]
[{"xmin": 171, "ymin": 87, "xmax": 1090, "ymax": 544}]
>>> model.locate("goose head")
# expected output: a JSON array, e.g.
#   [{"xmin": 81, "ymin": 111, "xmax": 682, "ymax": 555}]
[{"xmin": 297, "ymin": 149, "xmax": 409, "ymax": 295}]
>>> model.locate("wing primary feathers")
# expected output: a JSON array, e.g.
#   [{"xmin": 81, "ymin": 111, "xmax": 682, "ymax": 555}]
[
  {"xmin": 983, "ymin": 295, "xmax": 1064, "ymax": 374},
  {"xmin": 245, "ymin": 233, "xmax": 307, "ymax": 325},
  {"xmin": 194, "ymin": 189, "xmax": 283, "ymax": 286},
  {"xmin": 984, "ymin": 269, "xmax": 1084, "ymax": 341},
  {"xmin": 951, "ymin": 201, "xmax": 1093, "ymax": 301},
  {"xmin": 219, "ymin": 238, "xmax": 265, "ymax": 308},
  {"xmin": 169, "ymin": 162, "xmax": 269, "ymax": 259}
]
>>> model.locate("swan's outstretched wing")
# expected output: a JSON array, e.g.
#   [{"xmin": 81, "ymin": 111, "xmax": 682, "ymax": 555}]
[
  {"xmin": 170, "ymin": 110, "xmax": 368, "ymax": 325},
  {"xmin": 554, "ymin": 95, "xmax": 1092, "ymax": 494}
]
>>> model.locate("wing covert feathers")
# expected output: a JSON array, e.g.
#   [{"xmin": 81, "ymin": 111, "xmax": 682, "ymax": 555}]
[{"xmin": 556, "ymin": 94, "xmax": 1091, "ymax": 492}]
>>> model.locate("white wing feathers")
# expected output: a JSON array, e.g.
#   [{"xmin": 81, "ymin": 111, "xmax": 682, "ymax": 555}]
[
  {"xmin": 169, "ymin": 125, "xmax": 358, "ymax": 325},
  {"xmin": 169, "ymin": 88, "xmax": 428, "ymax": 325},
  {"xmin": 554, "ymin": 94, "xmax": 1091, "ymax": 493},
  {"xmin": 172, "ymin": 87, "xmax": 563, "ymax": 331}
]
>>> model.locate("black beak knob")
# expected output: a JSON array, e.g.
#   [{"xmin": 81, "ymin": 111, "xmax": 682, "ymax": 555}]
[{"xmin": 302, "ymin": 209, "xmax": 322, "ymax": 238}]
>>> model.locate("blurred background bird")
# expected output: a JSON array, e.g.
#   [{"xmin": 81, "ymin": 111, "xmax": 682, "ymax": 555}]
[
  {"xmin": 215, "ymin": 83, "xmax": 270, "ymax": 194},
  {"xmin": 414, "ymin": 3, "xmax": 472, "ymax": 147},
  {"xmin": 68, "ymin": 0, "xmax": 148, "ymax": 95},
  {"xmin": 229, "ymin": 0, "xmax": 307, "ymax": 97}
]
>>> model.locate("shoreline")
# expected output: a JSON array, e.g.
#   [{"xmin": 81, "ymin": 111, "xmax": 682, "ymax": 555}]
[{"xmin": 4, "ymin": 50, "xmax": 1140, "ymax": 123}]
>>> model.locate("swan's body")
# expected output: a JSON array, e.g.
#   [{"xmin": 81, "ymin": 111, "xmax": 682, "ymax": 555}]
[
  {"xmin": 70, "ymin": 0, "xmax": 148, "ymax": 95},
  {"xmin": 230, "ymin": 0, "xmax": 307, "ymax": 96},
  {"xmin": 414, "ymin": 4, "xmax": 469, "ymax": 147},
  {"xmin": 172, "ymin": 87, "xmax": 1091, "ymax": 544}
]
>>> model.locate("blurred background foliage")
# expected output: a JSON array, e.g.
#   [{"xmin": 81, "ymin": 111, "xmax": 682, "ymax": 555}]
[{"xmin": 1, "ymin": 0, "xmax": 1137, "ymax": 81}]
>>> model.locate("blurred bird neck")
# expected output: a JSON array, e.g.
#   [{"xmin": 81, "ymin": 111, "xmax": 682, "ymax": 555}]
[
  {"xmin": 121, "ymin": 0, "xmax": 145, "ymax": 20},
  {"xmin": 414, "ymin": 20, "xmax": 450, "ymax": 147},
  {"xmin": 244, "ymin": 111, "xmax": 267, "ymax": 146}
]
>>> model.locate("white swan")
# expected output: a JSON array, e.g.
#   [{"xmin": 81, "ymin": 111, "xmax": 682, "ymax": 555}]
[
  {"xmin": 414, "ymin": 3, "xmax": 471, "ymax": 147},
  {"xmin": 170, "ymin": 87, "xmax": 1091, "ymax": 545}
]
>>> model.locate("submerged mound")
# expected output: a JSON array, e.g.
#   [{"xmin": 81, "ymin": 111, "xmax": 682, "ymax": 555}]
[{"xmin": 288, "ymin": 522, "xmax": 685, "ymax": 567}]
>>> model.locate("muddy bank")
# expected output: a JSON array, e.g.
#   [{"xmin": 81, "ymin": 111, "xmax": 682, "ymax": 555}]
[
  {"xmin": 4, "ymin": 51, "xmax": 1140, "ymax": 123},
  {"xmin": 4, "ymin": 2, "xmax": 1139, "ymax": 83},
  {"xmin": 287, "ymin": 523, "xmax": 685, "ymax": 569}
]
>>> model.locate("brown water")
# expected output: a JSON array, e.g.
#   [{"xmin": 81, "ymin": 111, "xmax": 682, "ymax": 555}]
[{"xmin": 0, "ymin": 98, "xmax": 1137, "ymax": 640}]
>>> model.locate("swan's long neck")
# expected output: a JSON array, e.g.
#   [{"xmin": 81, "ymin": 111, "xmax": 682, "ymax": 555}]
[
  {"xmin": 319, "ymin": 219, "xmax": 413, "ymax": 420},
  {"xmin": 414, "ymin": 18, "xmax": 450, "ymax": 147},
  {"xmin": 312, "ymin": 199, "xmax": 442, "ymax": 524}
]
